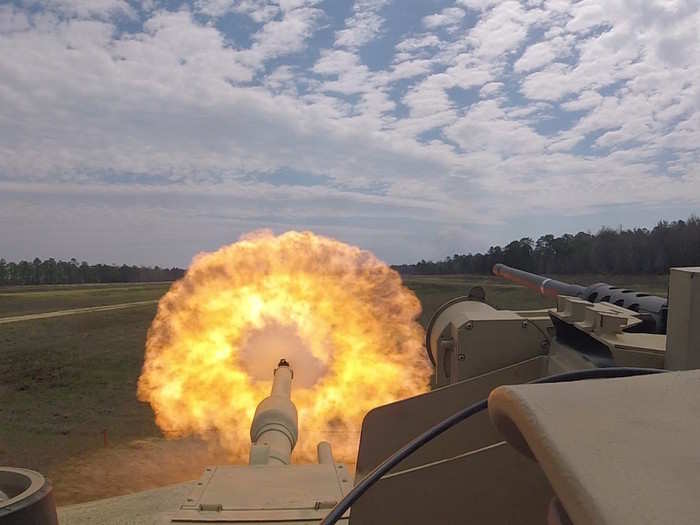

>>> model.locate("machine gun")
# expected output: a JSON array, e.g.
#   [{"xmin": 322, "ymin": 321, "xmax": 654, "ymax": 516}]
[{"xmin": 492, "ymin": 263, "xmax": 668, "ymax": 334}]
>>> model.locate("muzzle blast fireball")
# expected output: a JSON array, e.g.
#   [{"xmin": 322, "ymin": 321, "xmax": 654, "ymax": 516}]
[{"xmin": 137, "ymin": 231, "xmax": 431, "ymax": 463}]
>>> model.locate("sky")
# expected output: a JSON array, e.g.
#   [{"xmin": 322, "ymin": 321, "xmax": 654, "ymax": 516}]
[{"xmin": 0, "ymin": 0, "xmax": 698, "ymax": 267}]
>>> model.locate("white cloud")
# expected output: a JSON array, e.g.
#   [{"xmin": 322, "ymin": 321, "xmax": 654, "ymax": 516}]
[
  {"xmin": 402, "ymin": 74, "xmax": 455, "ymax": 117},
  {"xmin": 479, "ymin": 81, "xmax": 503, "ymax": 97},
  {"xmin": 0, "ymin": 0, "xmax": 699, "ymax": 265},
  {"xmin": 522, "ymin": 0, "xmax": 700, "ymax": 100},
  {"xmin": 422, "ymin": 7, "xmax": 465, "ymax": 29},
  {"xmin": 467, "ymin": 1, "xmax": 537, "ymax": 60},
  {"xmin": 24, "ymin": 0, "xmax": 136, "ymax": 20},
  {"xmin": 395, "ymin": 34, "xmax": 441, "ymax": 54},
  {"xmin": 241, "ymin": 5, "xmax": 323, "ymax": 66},
  {"xmin": 196, "ymin": 0, "xmax": 280, "ymax": 22},
  {"xmin": 0, "ymin": 5, "xmax": 31, "ymax": 33},
  {"xmin": 335, "ymin": 0, "xmax": 389, "ymax": 49},
  {"xmin": 0, "ymin": 6, "xmax": 459, "ymax": 201},
  {"xmin": 566, "ymin": 1, "xmax": 608, "ymax": 33},
  {"xmin": 388, "ymin": 59, "xmax": 434, "ymax": 81},
  {"xmin": 444, "ymin": 55, "xmax": 494, "ymax": 89},
  {"xmin": 457, "ymin": 0, "xmax": 500, "ymax": 11},
  {"xmin": 265, "ymin": 65, "xmax": 298, "ymax": 92},
  {"xmin": 561, "ymin": 90, "xmax": 603, "ymax": 111},
  {"xmin": 514, "ymin": 36, "xmax": 572, "ymax": 72},
  {"xmin": 445, "ymin": 99, "xmax": 547, "ymax": 155},
  {"xmin": 506, "ymin": 102, "xmax": 552, "ymax": 118},
  {"xmin": 520, "ymin": 63, "xmax": 575, "ymax": 100},
  {"xmin": 313, "ymin": 49, "xmax": 376, "ymax": 95}
]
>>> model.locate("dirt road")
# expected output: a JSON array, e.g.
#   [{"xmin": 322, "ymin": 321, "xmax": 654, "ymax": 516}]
[{"xmin": 0, "ymin": 300, "xmax": 159, "ymax": 324}]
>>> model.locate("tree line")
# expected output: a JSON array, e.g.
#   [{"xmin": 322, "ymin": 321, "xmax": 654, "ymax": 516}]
[
  {"xmin": 3, "ymin": 216, "xmax": 699, "ymax": 284},
  {"xmin": 394, "ymin": 217, "xmax": 700, "ymax": 275},
  {"xmin": 0, "ymin": 258, "xmax": 185, "ymax": 286}
]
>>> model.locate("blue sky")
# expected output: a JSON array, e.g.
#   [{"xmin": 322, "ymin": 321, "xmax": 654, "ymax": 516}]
[{"xmin": 0, "ymin": 0, "xmax": 698, "ymax": 266}]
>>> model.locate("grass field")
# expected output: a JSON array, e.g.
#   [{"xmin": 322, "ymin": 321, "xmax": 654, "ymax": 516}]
[
  {"xmin": 0, "ymin": 273, "xmax": 668, "ymax": 505},
  {"xmin": 0, "ymin": 282, "xmax": 170, "ymax": 317}
]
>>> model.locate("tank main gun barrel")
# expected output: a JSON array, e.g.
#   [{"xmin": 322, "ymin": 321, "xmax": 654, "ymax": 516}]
[
  {"xmin": 162, "ymin": 360, "xmax": 348, "ymax": 524},
  {"xmin": 492, "ymin": 263, "xmax": 668, "ymax": 334},
  {"xmin": 492, "ymin": 263, "xmax": 586, "ymax": 298},
  {"xmin": 249, "ymin": 359, "xmax": 299, "ymax": 465}
]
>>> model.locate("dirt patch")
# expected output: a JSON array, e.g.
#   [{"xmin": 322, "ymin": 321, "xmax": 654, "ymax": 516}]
[{"xmin": 50, "ymin": 437, "xmax": 231, "ymax": 505}]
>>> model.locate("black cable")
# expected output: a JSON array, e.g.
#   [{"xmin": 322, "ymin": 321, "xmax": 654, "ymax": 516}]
[{"xmin": 320, "ymin": 366, "xmax": 666, "ymax": 524}]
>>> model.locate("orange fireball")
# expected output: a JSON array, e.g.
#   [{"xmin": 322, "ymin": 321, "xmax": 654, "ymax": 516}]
[{"xmin": 138, "ymin": 231, "xmax": 431, "ymax": 462}]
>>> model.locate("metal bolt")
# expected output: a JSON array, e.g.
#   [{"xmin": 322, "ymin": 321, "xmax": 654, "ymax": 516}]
[
  {"xmin": 521, "ymin": 320, "xmax": 528, "ymax": 328},
  {"xmin": 457, "ymin": 354, "xmax": 466, "ymax": 361},
  {"xmin": 465, "ymin": 321, "xmax": 473, "ymax": 330}
]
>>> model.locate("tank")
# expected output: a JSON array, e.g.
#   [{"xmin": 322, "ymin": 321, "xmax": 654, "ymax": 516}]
[{"xmin": 14, "ymin": 267, "xmax": 700, "ymax": 525}]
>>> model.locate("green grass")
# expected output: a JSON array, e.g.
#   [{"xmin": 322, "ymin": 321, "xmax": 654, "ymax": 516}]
[
  {"xmin": 0, "ymin": 305, "xmax": 161, "ymax": 480},
  {"xmin": 0, "ymin": 274, "xmax": 668, "ymax": 505},
  {"xmin": 0, "ymin": 282, "xmax": 171, "ymax": 317},
  {"xmin": 403, "ymin": 274, "xmax": 554, "ymax": 328}
]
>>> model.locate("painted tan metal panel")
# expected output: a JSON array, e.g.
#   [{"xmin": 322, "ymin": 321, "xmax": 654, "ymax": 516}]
[
  {"xmin": 350, "ymin": 442, "xmax": 553, "ymax": 525},
  {"xmin": 665, "ymin": 267, "xmax": 700, "ymax": 370},
  {"xmin": 454, "ymin": 318, "xmax": 547, "ymax": 379},
  {"xmin": 489, "ymin": 371, "xmax": 700, "ymax": 525},
  {"xmin": 355, "ymin": 356, "xmax": 548, "ymax": 478},
  {"xmin": 58, "ymin": 482, "xmax": 193, "ymax": 525}
]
